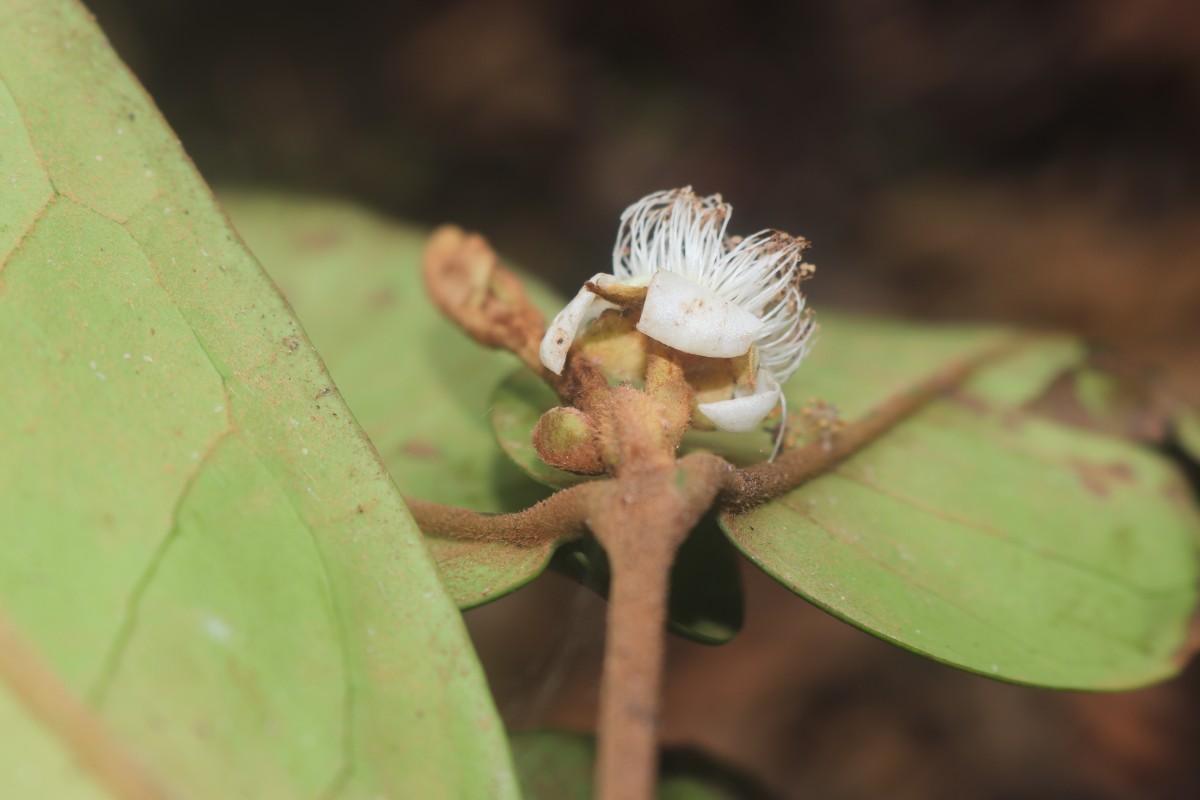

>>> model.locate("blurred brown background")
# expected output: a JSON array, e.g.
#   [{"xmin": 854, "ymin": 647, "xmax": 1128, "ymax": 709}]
[{"xmin": 89, "ymin": 1, "xmax": 1200, "ymax": 797}]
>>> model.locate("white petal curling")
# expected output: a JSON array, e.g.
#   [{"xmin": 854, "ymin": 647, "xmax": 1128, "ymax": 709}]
[
  {"xmin": 542, "ymin": 188, "xmax": 816, "ymax": 445},
  {"xmin": 697, "ymin": 369, "xmax": 781, "ymax": 433},
  {"xmin": 539, "ymin": 273, "xmax": 618, "ymax": 375},
  {"xmin": 611, "ymin": 188, "xmax": 816, "ymax": 382},
  {"xmin": 636, "ymin": 270, "xmax": 763, "ymax": 358}
]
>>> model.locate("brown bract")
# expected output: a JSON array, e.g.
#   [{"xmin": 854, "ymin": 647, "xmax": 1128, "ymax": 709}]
[{"xmin": 422, "ymin": 225, "xmax": 548, "ymax": 377}]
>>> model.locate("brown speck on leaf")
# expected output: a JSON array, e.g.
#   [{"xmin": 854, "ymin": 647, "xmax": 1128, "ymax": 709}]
[
  {"xmin": 367, "ymin": 288, "xmax": 396, "ymax": 308},
  {"xmin": 1162, "ymin": 479, "xmax": 1194, "ymax": 508},
  {"xmin": 315, "ymin": 386, "xmax": 332, "ymax": 399},
  {"xmin": 298, "ymin": 229, "xmax": 342, "ymax": 251},
  {"xmin": 946, "ymin": 388, "xmax": 991, "ymax": 415},
  {"xmin": 1026, "ymin": 363, "xmax": 1172, "ymax": 443},
  {"xmin": 1071, "ymin": 460, "xmax": 1136, "ymax": 497},
  {"xmin": 400, "ymin": 439, "xmax": 442, "ymax": 460},
  {"xmin": 283, "ymin": 337, "xmax": 301, "ymax": 352}
]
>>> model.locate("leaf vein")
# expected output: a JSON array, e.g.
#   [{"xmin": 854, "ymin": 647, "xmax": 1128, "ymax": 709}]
[
  {"xmin": 87, "ymin": 425, "xmax": 235, "ymax": 706},
  {"xmin": 829, "ymin": 466, "xmax": 1177, "ymax": 599},
  {"xmin": 775, "ymin": 495, "xmax": 1078, "ymax": 670},
  {"xmin": 0, "ymin": 193, "xmax": 58, "ymax": 276}
]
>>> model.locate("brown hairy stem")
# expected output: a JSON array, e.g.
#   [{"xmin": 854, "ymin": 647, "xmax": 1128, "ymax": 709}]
[
  {"xmin": 589, "ymin": 491, "xmax": 684, "ymax": 800},
  {"xmin": 726, "ymin": 338, "xmax": 1022, "ymax": 508},
  {"xmin": 404, "ymin": 482, "xmax": 603, "ymax": 547},
  {"xmin": 589, "ymin": 457, "xmax": 721, "ymax": 800}
]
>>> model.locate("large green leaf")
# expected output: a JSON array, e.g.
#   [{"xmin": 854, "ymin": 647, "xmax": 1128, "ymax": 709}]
[
  {"xmin": 218, "ymin": 191, "xmax": 564, "ymax": 609},
  {"xmin": 0, "ymin": 3, "xmax": 517, "ymax": 797},
  {"xmin": 720, "ymin": 322, "xmax": 1200, "ymax": 688}
]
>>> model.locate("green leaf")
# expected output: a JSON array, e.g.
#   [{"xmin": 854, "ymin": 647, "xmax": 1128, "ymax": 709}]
[
  {"xmin": 512, "ymin": 730, "xmax": 749, "ymax": 800},
  {"xmin": 218, "ymin": 191, "xmax": 563, "ymax": 608},
  {"xmin": 0, "ymin": 669, "xmax": 109, "ymax": 800},
  {"xmin": 663, "ymin": 516, "xmax": 743, "ymax": 644},
  {"xmin": 0, "ymin": 3, "xmax": 517, "ymax": 797},
  {"xmin": 552, "ymin": 514, "xmax": 743, "ymax": 645},
  {"xmin": 721, "ymin": 319, "xmax": 1200, "ymax": 688}
]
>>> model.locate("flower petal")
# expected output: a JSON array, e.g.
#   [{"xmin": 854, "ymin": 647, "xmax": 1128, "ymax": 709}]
[
  {"xmin": 539, "ymin": 274, "xmax": 618, "ymax": 374},
  {"xmin": 637, "ymin": 270, "xmax": 763, "ymax": 358},
  {"xmin": 697, "ymin": 369, "xmax": 781, "ymax": 432}
]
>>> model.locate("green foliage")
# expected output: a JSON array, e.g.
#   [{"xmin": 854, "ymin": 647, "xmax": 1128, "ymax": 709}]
[
  {"xmin": 552, "ymin": 516, "xmax": 743, "ymax": 645},
  {"xmin": 491, "ymin": 314, "xmax": 1200, "ymax": 687},
  {"xmin": 3, "ymin": 3, "xmax": 1197, "ymax": 797},
  {"xmin": 0, "ymin": 3, "xmax": 516, "ymax": 796},
  {"xmin": 722, "ymin": 323, "xmax": 1199, "ymax": 688},
  {"xmin": 220, "ymin": 192, "xmax": 565, "ymax": 609}
]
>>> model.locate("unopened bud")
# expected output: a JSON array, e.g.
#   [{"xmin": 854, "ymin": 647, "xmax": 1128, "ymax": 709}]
[{"xmin": 532, "ymin": 406, "xmax": 605, "ymax": 475}]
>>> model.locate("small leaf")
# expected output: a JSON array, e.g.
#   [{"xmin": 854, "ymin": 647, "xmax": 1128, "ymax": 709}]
[
  {"xmin": 221, "ymin": 191, "xmax": 563, "ymax": 607},
  {"xmin": 511, "ymin": 730, "xmax": 751, "ymax": 800},
  {"xmin": 425, "ymin": 537, "xmax": 556, "ymax": 609},
  {"xmin": 552, "ymin": 515, "xmax": 743, "ymax": 645},
  {"xmin": 722, "ymin": 320, "xmax": 1200, "ymax": 688},
  {"xmin": 0, "ymin": 4, "xmax": 517, "ymax": 796},
  {"xmin": 666, "ymin": 516, "xmax": 744, "ymax": 645}
]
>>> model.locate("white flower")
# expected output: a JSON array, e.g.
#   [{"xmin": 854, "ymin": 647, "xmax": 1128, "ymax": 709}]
[{"xmin": 540, "ymin": 187, "xmax": 816, "ymax": 440}]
